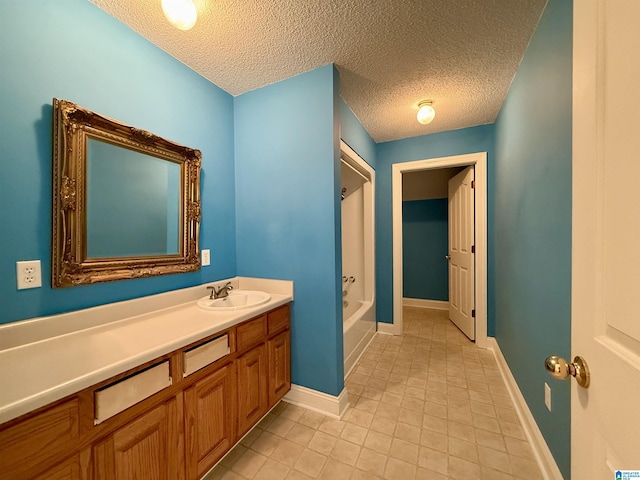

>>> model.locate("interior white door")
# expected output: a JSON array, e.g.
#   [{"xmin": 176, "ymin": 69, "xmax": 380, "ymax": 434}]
[
  {"xmin": 572, "ymin": 0, "xmax": 640, "ymax": 477},
  {"xmin": 448, "ymin": 166, "xmax": 475, "ymax": 340}
]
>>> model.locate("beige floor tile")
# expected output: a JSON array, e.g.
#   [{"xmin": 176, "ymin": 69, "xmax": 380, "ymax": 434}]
[
  {"xmin": 298, "ymin": 410, "xmax": 325, "ymax": 428},
  {"xmin": 398, "ymin": 408, "xmax": 423, "ymax": 427},
  {"xmin": 330, "ymin": 439, "xmax": 361, "ymax": 466},
  {"xmin": 369, "ymin": 415, "xmax": 397, "ymax": 435},
  {"xmin": 340, "ymin": 422, "xmax": 368, "ymax": 445},
  {"xmin": 351, "ymin": 468, "xmax": 382, "ymax": 480},
  {"xmin": 393, "ymin": 422, "xmax": 421, "ymax": 444},
  {"xmin": 448, "ymin": 456, "xmax": 481, "ymax": 480},
  {"xmin": 364, "ymin": 430, "xmax": 393, "ymax": 455},
  {"xmin": 422, "ymin": 413, "xmax": 448, "ymax": 434},
  {"xmin": 347, "ymin": 409, "xmax": 374, "ymax": 428},
  {"xmin": 308, "ymin": 431, "xmax": 338, "ymax": 456},
  {"xmin": 389, "ymin": 437, "xmax": 419, "ymax": 464},
  {"xmin": 504, "ymin": 436, "xmax": 535, "ymax": 460},
  {"xmin": 204, "ymin": 307, "xmax": 543, "ymax": 480},
  {"xmin": 475, "ymin": 428, "xmax": 507, "ymax": 452},
  {"xmin": 267, "ymin": 416, "xmax": 296, "ymax": 437},
  {"xmin": 271, "ymin": 439, "xmax": 305, "ymax": 467},
  {"xmin": 318, "ymin": 417, "xmax": 346, "ymax": 437},
  {"xmin": 510, "ymin": 454, "xmax": 544, "ymax": 479},
  {"xmin": 355, "ymin": 447, "xmax": 388, "ymax": 474},
  {"xmin": 231, "ymin": 449, "xmax": 267, "ymax": 478},
  {"xmin": 294, "ymin": 449, "xmax": 327, "ymax": 478},
  {"xmin": 318, "ymin": 458, "xmax": 354, "ymax": 480},
  {"xmin": 285, "ymin": 470, "xmax": 314, "ymax": 480},
  {"xmin": 478, "ymin": 445, "xmax": 512, "ymax": 474},
  {"xmin": 251, "ymin": 430, "xmax": 284, "ymax": 457},
  {"xmin": 254, "ymin": 458, "xmax": 290, "ymax": 480},
  {"xmin": 384, "ymin": 457, "xmax": 417, "ymax": 480},
  {"xmin": 415, "ymin": 467, "xmax": 447, "ymax": 479},
  {"xmin": 286, "ymin": 423, "xmax": 317, "ymax": 447},
  {"xmin": 417, "ymin": 446, "xmax": 448, "ymax": 474},
  {"xmin": 449, "ymin": 436, "xmax": 479, "ymax": 463}
]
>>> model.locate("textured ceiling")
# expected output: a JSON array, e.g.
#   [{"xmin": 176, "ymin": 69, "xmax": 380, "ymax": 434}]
[{"xmin": 90, "ymin": 0, "xmax": 546, "ymax": 142}]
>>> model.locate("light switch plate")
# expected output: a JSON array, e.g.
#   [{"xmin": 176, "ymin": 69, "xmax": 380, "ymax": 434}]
[
  {"xmin": 17, "ymin": 260, "xmax": 42, "ymax": 290},
  {"xmin": 544, "ymin": 382, "xmax": 551, "ymax": 411},
  {"xmin": 201, "ymin": 249, "xmax": 210, "ymax": 266}
]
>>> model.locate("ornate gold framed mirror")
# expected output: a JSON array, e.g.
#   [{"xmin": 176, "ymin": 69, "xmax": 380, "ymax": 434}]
[{"xmin": 52, "ymin": 99, "xmax": 201, "ymax": 287}]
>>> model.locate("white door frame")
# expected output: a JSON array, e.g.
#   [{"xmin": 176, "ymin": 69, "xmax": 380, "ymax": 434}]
[{"xmin": 389, "ymin": 152, "xmax": 488, "ymax": 348}]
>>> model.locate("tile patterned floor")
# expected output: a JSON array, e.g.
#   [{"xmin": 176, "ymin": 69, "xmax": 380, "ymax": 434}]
[{"xmin": 204, "ymin": 307, "xmax": 543, "ymax": 480}]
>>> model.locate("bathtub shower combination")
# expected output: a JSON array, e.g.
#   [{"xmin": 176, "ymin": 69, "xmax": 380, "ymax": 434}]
[{"xmin": 340, "ymin": 142, "xmax": 375, "ymax": 377}]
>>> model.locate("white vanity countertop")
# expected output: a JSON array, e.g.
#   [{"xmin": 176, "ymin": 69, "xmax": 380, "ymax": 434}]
[{"xmin": 0, "ymin": 277, "xmax": 293, "ymax": 425}]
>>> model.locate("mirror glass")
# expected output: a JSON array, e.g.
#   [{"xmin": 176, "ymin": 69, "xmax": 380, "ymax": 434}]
[
  {"xmin": 86, "ymin": 138, "xmax": 181, "ymax": 258},
  {"xmin": 52, "ymin": 99, "xmax": 201, "ymax": 287}
]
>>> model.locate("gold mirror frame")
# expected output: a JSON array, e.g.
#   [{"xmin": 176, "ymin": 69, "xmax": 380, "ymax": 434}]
[{"xmin": 52, "ymin": 99, "xmax": 201, "ymax": 288}]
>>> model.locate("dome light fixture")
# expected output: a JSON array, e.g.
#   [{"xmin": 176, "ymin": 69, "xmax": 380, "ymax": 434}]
[
  {"xmin": 161, "ymin": 0, "xmax": 197, "ymax": 31},
  {"xmin": 417, "ymin": 100, "xmax": 436, "ymax": 125}
]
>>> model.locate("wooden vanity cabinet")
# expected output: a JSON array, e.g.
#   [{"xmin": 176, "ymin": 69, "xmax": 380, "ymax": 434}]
[
  {"xmin": 92, "ymin": 396, "xmax": 183, "ymax": 480},
  {"xmin": 184, "ymin": 362, "xmax": 236, "ymax": 479},
  {"xmin": 0, "ymin": 398, "xmax": 80, "ymax": 480},
  {"xmin": 268, "ymin": 330, "xmax": 291, "ymax": 405},
  {"xmin": 236, "ymin": 344, "xmax": 268, "ymax": 437},
  {"xmin": 0, "ymin": 303, "xmax": 291, "ymax": 480}
]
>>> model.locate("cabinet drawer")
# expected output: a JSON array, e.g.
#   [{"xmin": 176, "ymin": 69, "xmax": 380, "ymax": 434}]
[
  {"xmin": 183, "ymin": 334, "xmax": 230, "ymax": 377},
  {"xmin": 267, "ymin": 305, "xmax": 290, "ymax": 335},
  {"xmin": 0, "ymin": 399, "xmax": 79, "ymax": 480},
  {"xmin": 236, "ymin": 315, "xmax": 267, "ymax": 353},
  {"xmin": 94, "ymin": 361, "xmax": 171, "ymax": 425}
]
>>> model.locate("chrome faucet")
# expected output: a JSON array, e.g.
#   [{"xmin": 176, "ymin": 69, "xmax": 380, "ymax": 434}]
[{"xmin": 207, "ymin": 282, "xmax": 234, "ymax": 300}]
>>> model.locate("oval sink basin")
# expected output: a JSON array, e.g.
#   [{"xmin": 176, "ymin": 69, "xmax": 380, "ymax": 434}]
[{"xmin": 197, "ymin": 290, "xmax": 271, "ymax": 311}]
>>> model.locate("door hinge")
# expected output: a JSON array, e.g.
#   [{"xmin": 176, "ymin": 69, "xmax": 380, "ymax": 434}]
[
  {"xmin": 471, "ymin": 245, "xmax": 475, "ymax": 254},
  {"xmin": 471, "ymin": 180, "xmax": 475, "ymax": 189},
  {"xmin": 472, "ymin": 309, "xmax": 476, "ymax": 318}
]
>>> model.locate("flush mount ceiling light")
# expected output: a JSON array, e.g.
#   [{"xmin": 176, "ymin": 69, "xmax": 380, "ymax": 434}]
[
  {"xmin": 417, "ymin": 100, "xmax": 436, "ymax": 125},
  {"xmin": 161, "ymin": 0, "xmax": 197, "ymax": 31}
]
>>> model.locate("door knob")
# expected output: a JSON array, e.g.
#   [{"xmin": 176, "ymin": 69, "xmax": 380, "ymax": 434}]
[
  {"xmin": 544, "ymin": 355, "xmax": 590, "ymax": 388},
  {"xmin": 445, "ymin": 255, "xmax": 451, "ymax": 260}
]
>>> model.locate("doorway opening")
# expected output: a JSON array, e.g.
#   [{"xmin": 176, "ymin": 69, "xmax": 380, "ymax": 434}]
[{"xmin": 388, "ymin": 152, "xmax": 488, "ymax": 348}]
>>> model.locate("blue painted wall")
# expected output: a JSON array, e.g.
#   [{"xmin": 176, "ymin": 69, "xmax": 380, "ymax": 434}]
[
  {"xmin": 493, "ymin": 1, "xmax": 572, "ymax": 477},
  {"xmin": 339, "ymin": 99, "xmax": 376, "ymax": 169},
  {"xmin": 234, "ymin": 65, "xmax": 344, "ymax": 396},
  {"xmin": 0, "ymin": 0, "xmax": 236, "ymax": 324},
  {"xmin": 402, "ymin": 199, "xmax": 449, "ymax": 301},
  {"xmin": 375, "ymin": 124, "xmax": 495, "ymax": 331}
]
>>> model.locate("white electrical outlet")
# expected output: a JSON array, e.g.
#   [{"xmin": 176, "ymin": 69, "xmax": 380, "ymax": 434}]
[
  {"xmin": 544, "ymin": 382, "xmax": 552, "ymax": 411},
  {"xmin": 201, "ymin": 249, "xmax": 211, "ymax": 266},
  {"xmin": 16, "ymin": 260, "xmax": 42, "ymax": 290}
]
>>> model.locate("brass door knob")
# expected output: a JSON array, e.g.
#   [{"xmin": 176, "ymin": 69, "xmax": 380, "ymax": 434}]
[{"xmin": 545, "ymin": 355, "xmax": 590, "ymax": 388}]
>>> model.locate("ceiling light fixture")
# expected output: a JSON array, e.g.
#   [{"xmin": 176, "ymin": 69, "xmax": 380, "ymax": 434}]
[
  {"xmin": 417, "ymin": 100, "xmax": 435, "ymax": 125},
  {"xmin": 161, "ymin": 0, "xmax": 197, "ymax": 31}
]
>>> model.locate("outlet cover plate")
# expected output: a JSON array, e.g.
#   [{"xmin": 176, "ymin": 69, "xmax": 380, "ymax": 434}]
[{"xmin": 16, "ymin": 260, "xmax": 42, "ymax": 290}]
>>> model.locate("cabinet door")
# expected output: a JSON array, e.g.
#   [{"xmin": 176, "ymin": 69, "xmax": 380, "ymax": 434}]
[
  {"xmin": 184, "ymin": 363, "xmax": 235, "ymax": 480},
  {"xmin": 236, "ymin": 345, "xmax": 267, "ymax": 437},
  {"xmin": 0, "ymin": 398, "xmax": 79, "ymax": 480},
  {"xmin": 268, "ymin": 330, "xmax": 291, "ymax": 407},
  {"xmin": 33, "ymin": 454, "xmax": 80, "ymax": 480},
  {"xmin": 92, "ymin": 397, "xmax": 182, "ymax": 480}
]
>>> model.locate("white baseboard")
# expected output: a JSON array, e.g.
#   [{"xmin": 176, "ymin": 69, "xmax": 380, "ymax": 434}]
[
  {"xmin": 283, "ymin": 384, "xmax": 350, "ymax": 419},
  {"xmin": 376, "ymin": 322, "xmax": 397, "ymax": 336},
  {"xmin": 487, "ymin": 338, "xmax": 563, "ymax": 480},
  {"xmin": 403, "ymin": 298, "xmax": 449, "ymax": 310}
]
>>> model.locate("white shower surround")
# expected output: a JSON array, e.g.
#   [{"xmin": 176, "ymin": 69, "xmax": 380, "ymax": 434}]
[{"xmin": 340, "ymin": 141, "xmax": 376, "ymax": 378}]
